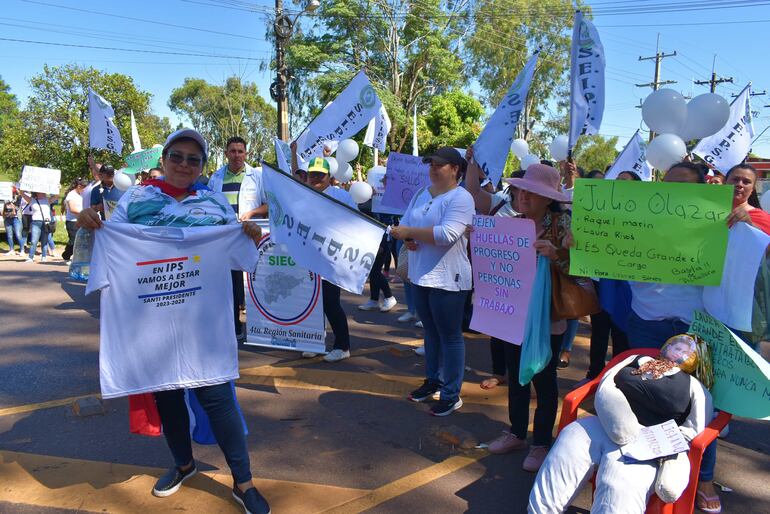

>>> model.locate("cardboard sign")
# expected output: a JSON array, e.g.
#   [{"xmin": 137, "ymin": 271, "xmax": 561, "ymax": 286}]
[
  {"xmin": 19, "ymin": 166, "xmax": 61, "ymax": 195},
  {"xmin": 0, "ymin": 182, "xmax": 13, "ymax": 202},
  {"xmin": 381, "ymin": 152, "xmax": 429, "ymax": 211},
  {"xmin": 570, "ymin": 180, "xmax": 732, "ymax": 286}
]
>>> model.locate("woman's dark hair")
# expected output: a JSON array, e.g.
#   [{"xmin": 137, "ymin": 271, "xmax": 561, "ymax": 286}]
[
  {"xmin": 666, "ymin": 161, "xmax": 706, "ymax": 183},
  {"xmin": 617, "ymin": 170, "xmax": 642, "ymax": 181},
  {"xmin": 548, "ymin": 200, "xmax": 563, "ymax": 213},
  {"xmin": 586, "ymin": 170, "xmax": 605, "ymax": 179},
  {"xmin": 726, "ymin": 163, "xmax": 761, "ymax": 208}
]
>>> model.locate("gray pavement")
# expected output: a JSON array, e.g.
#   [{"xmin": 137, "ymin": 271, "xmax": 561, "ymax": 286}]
[{"xmin": 0, "ymin": 254, "xmax": 768, "ymax": 513}]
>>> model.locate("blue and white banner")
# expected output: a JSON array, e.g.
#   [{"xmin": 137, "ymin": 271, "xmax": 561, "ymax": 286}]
[
  {"xmin": 364, "ymin": 104, "xmax": 391, "ymax": 152},
  {"xmin": 473, "ymin": 52, "xmax": 539, "ymax": 188},
  {"xmin": 262, "ymin": 163, "xmax": 386, "ymax": 294},
  {"xmin": 693, "ymin": 85, "xmax": 755, "ymax": 174},
  {"xmin": 88, "ymin": 88, "xmax": 123, "ymax": 154},
  {"xmin": 605, "ymin": 131, "xmax": 653, "ymax": 181},
  {"xmin": 567, "ymin": 11, "xmax": 605, "ymax": 152},
  {"xmin": 293, "ymin": 71, "xmax": 382, "ymax": 163},
  {"xmin": 274, "ymin": 138, "xmax": 292, "ymax": 174}
]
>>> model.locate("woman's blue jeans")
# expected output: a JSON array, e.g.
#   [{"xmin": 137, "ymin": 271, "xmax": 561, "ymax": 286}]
[
  {"xmin": 560, "ymin": 319, "xmax": 579, "ymax": 351},
  {"xmin": 4, "ymin": 218, "xmax": 22, "ymax": 252},
  {"xmin": 413, "ymin": 284, "xmax": 468, "ymax": 402},
  {"xmin": 27, "ymin": 221, "xmax": 48, "ymax": 259}
]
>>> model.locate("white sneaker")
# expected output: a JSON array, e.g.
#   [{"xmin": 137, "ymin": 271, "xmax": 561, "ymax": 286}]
[
  {"xmin": 414, "ymin": 345, "xmax": 425, "ymax": 356},
  {"xmin": 323, "ymin": 349, "xmax": 350, "ymax": 362},
  {"xmin": 41, "ymin": 257, "xmax": 48, "ymax": 263},
  {"xmin": 4, "ymin": 250, "xmax": 13, "ymax": 256},
  {"xmin": 415, "ymin": 320, "xmax": 424, "ymax": 328},
  {"xmin": 302, "ymin": 352, "xmax": 318, "ymax": 358},
  {"xmin": 358, "ymin": 299, "xmax": 380, "ymax": 311},
  {"xmin": 380, "ymin": 296, "xmax": 397, "ymax": 312},
  {"xmin": 24, "ymin": 258, "xmax": 33, "ymax": 263},
  {"xmin": 397, "ymin": 312, "xmax": 416, "ymax": 323}
]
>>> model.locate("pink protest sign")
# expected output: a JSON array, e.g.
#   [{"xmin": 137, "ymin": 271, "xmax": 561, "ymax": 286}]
[
  {"xmin": 469, "ymin": 215, "xmax": 537, "ymax": 345},
  {"xmin": 381, "ymin": 152, "xmax": 429, "ymax": 211}
]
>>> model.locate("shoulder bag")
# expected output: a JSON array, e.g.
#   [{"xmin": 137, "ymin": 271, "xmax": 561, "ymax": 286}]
[{"xmin": 549, "ymin": 213, "xmax": 600, "ymax": 320}]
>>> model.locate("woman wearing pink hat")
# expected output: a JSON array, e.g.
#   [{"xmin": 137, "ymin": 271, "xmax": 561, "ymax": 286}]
[{"xmin": 483, "ymin": 162, "xmax": 573, "ymax": 472}]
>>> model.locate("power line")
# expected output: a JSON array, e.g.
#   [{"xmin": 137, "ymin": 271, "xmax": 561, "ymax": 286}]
[{"xmin": 694, "ymin": 56, "xmax": 733, "ymax": 93}]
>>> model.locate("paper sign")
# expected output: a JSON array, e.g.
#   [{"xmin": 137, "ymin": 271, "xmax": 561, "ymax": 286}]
[
  {"xmin": 381, "ymin": 152, "xmax": 429, "ymax": 211},
  {"xmin": 570, "ymin": 180, "xmax": 732, "ymax": 286},
  {"xmin": 371, "ymin": 180, "xmax": 404, "ymax": 215},
  {"xmin": 689, "ymin": 310, "xmax": 770, "ymax": 420},
  {"xmin": 0, "ymin": 182, "xmax": 13, "ymax": 202},
  {"xmin": 469, "ymin": 216, "xmax": 537, "ymax": 345},
  {"xmin": 124, "ymin": 147, "xmax": 163, "ymax": 175},
  {"xmin": 19, "ymin": 166, "xmax": 61, "ymax": 195},
  {"xmin": 620, "ymin": 419, "xmax": 689, "ymax": 461}
]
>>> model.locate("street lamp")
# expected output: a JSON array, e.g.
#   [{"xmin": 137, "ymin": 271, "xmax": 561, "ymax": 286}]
[{"xmin": 271, "ymin": 0, "xmax": 320, "ymax": 141}]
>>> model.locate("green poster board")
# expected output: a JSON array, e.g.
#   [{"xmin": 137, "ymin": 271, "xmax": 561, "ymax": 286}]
[
  {"xmin": 569, "ymin": 179, "xmax": 732, "ymax": 285},
  {"xmin": 124, "ymin": 147, "xmax": 163, "ymax": 175},
  {"xmin": 689, "ymin": 310, "xmax": 770, "ymax": 420}
]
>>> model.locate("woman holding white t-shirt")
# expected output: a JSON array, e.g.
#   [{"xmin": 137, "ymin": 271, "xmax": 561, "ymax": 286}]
[
  {"xmin": 61, "ymin": 178, "xmax": 87, "ymax": 262},
  {"xmin": 77, "ymin": 128, "xmax": 269, "ymax": 514},
  {"xmin": 391, "ymin": 147, "xmax": 475, "ymax": 417}
]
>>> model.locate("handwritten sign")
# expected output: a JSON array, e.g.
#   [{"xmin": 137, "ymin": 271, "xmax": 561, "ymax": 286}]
[
  {"xmin": 570, "ymin": 180, "xmax": 732, "ymax": 286},
  {"xmin": 689, "ymin": 310, "xmax": 770, "ymax": 420},
  {"xmin": 0, "ymin": 182, "xmax": 13, "ymax": 202},
  {"xmin": 19, "ymin": 166, "xmax": 61, "ymax": 195},
  {"xmin": 381, "ymin": 152, "xmax": 429, "ymax": 211},
  {"xmin": 469, "ymin": 215, "xmax": 537, "ymax": 345},
  {"xmin": 124, "ymin": 147, "xmax": 163, "ymax": 175},
  {"xmin": 620, "ymin": 419, "xmax": 689, "ymax": 461}
]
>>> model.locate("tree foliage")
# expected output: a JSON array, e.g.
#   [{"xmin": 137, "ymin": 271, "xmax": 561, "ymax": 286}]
[
  {"xmin": 419, "ymin": 90, "xmax": 484, "ymax": 152},
  {"xmin": 168, "ymin": 76, "xmax": 277, "ymax": 167}
]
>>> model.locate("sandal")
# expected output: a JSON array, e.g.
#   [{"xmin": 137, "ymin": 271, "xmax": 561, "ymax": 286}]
[
  {"xmin": 696, "ymin": 489, "xmax": 722, "ymax": 514},
  {"xmin": 558, "ymin": 351, "xmax": 570, "ymax": 369},
  {"xmin": 480, "ymin": 376, "xmax": 506, "ymax": 390}
]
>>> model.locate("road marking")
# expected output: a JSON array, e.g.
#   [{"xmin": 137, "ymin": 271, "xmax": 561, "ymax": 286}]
[
  {"xmin": 0, "ymin": 394, "xmax": 97, "ymax": 418},
  {"xmin": 321, "ymin": 454, "xmax": 485, "ymax": 513},
  {"xmin": 0, "ymin": 450, "xmax": 368, "ymax": 513}
]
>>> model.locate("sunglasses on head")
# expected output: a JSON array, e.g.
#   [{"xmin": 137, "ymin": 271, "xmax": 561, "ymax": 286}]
[{"xmin": 167, "ymin": 151, "xmax": 203, "ymax": 168}]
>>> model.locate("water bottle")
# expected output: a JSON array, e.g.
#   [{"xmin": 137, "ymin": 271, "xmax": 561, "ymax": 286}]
[{"xmin": 69, "ymin": 228, "xmax": 93, "ymax": 282}]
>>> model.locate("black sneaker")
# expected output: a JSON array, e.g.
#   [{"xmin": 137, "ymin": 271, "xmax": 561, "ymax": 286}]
[
  {"xmin": 232, "ymin": 485, "xmax": 271, "ymax": 514},
  {"xmin": 430, "ymin": 398, "xmax": 463, "ymax": 416},
  {"xmin": 152, "ymin": 463, "xmax": 197, "ymax": 497},
  {"xmin": 408, "ymin": 379, "xmax": 440, "ymax": 402}
]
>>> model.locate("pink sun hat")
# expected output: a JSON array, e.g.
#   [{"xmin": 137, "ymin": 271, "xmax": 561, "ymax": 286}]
[{"xmin": 503, "ymin": 163, "xmax": 571, "ymax": 203}]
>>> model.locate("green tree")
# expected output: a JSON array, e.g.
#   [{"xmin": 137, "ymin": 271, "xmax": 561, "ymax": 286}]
[
  {"xmin": 21, "ymin": 64, "xmax": 170, "ymax": 183},
  {"xmin": 420, "ymin": 90, "xmax": 484, "ymax": 152},
  {"xmin": 169, "ymin": 76, "xmax": 277, "ymax": 167},
  {"xmin": 281, "ymin": 0, "xmax": 467, "ymax": 152}
]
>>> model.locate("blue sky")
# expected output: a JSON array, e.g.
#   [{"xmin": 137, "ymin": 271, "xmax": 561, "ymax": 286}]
[{"xmin": 2, "ymin": 0, "xmax": 770, "ymax": 155}]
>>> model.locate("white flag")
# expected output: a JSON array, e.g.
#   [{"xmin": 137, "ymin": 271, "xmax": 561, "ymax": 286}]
[
  {"xmin": 567, "ymin": 11, "xmax": 606, "ymax": 152},
  {"xmin": 412, "ymin": 104, "xmax": 419, "ymax": 156},
  {"xmin": 262, "ymin": 164, "xmax": 386, "ymax": 294},
  {"xmin": 473, "ymin": 52, "xmax": 539, "ymax": 188},
  {"xmin": 88, "ymin": 88, "xmax": 123, "ymax": 154},
  {"xmin": 363, "ymin": 105, "xmax": 391, "ymax": 152},
  {"xmin": 130, "ymin": 110, "xmax": 142, "ymax": 151},
  {"xmin": 293, "ymin": 71, "xmax": 382, "ymax": 163},
  {"xmin": 274, "ymin": 138, "xmax": 292, "ymax": 174},
  {"xmin": 693, "ymin": 85, "xmax": 755, "ymax": 174},
  {"xmin": 605, "ymin": 131, "xmax": 653, "ymax": 181}
]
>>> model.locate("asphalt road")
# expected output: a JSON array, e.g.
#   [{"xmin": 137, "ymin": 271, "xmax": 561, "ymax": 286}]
[{"xmin": 0, "ymin": 254, "xmax": 768, "ymax": 513}]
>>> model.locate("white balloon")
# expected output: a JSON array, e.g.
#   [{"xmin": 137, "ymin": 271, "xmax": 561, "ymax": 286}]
[
  {"xmin": 509, "ymin": 138, "xmax": 529, "ymax": 159},
  {"xmin": 646, "ymin": 134, "xmax": 687, "ymax": 171},
  {"xmin": 335, "ymin": 163, "xmax": 354, "ymax": 183},
  {"xmin": 113, "ymin": 171, "xmax": 132, "ymax": 191},
  {"xmin": 349, "ymin": 181, "xmax": 374, "ymax": 204},
  {"xmin": 366, "ymin": 165, "xmax": 387, "ymax": 186},
  {"xmin": 548, "ymin": 135, "xmax": 569, "ymax": 161},
  {"xmin": 520, "ymin": 154, "xmax": 541, "ymax": 171},
  {"xmin": 325, "ymin": 156, "xmax": 339, "ymax": 177},
  {"xmin": 761, "ymin": 190, "xmax": 770, "ymax": 213},
  {"xmin": 336, "ymin": 139, "xmax": 359, "ymax": 163},
  {"xmin": 682, "ymin": 93, "xmax": 730, "ymax": 140},
  {"xmin": 642, "ymin": 88, "xmax": 688, "ymax": 134}
]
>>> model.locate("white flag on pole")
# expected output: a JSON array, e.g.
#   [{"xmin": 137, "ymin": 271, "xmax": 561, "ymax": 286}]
[
  {"xmin": 293, "ymin": 71, "xmax": 382, "ymax": 163},
  {"xmin": 88, "ymin": 88, "xmax": 123, "ymax": 154},
  {"xmin": 262, "ymin": 163, "xmax": 386, "ymax": 294},
  {"xmin": 567, "ymin": 11, "xmax": 606, "ymax": 152},
  {"xmin": 605, "ymin": 131, "xmax": 653, "ymax": 181},
  {"xmin": 130, "ymin": 110, "xmax": 142, "ymax": 151},
  {"xmin": 363, "ymin": 105, "xmax": 391, "ymax": 152},
  {"xmin": 472, "ymin": 52, "xmax": 539, "ymax": 188},
  {"xmin": 274, "ymin": 138, "xmax": 292, "ymax": 174},
  {"xmin": 412, "ymin": 104, "xmax": 419, "ymax": 156},
  {"xmin": 693, "ymin": 85, "xmax": 755, "ymax": 174}
]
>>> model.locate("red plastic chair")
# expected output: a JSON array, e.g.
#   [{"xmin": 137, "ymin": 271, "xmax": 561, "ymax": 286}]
[{"xmin": 558, "ymin": 349, "xmax": 732, "ymax": 514}]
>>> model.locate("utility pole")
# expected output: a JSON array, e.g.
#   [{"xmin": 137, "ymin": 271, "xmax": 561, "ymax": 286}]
[
  {"xmin": 694, "ymin": 55, "xmax": 733, "ymax": 93},
  {"xmin": 272, "ymin": 0, "xmax": 290, "ymax": 142},
  {"xmin": 636, "ymin": 34, "xmax": 677, "ymax": 141}
]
